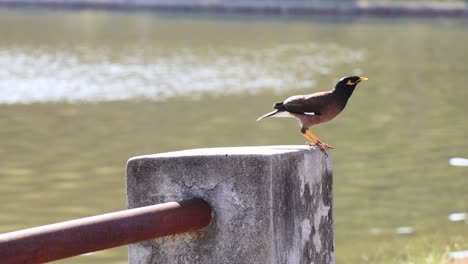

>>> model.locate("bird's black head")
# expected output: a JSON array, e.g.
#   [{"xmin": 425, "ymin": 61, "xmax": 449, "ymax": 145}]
[
  {"xmin": 336, "ymin": 76, "xmax": 368, "ymax": 89},
  {"xmin": 333, "ymin": 75, "xmax": 368, "ymax": 101}
]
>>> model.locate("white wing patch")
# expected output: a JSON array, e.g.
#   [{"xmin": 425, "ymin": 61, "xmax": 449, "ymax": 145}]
[
  {"xmin": 272, "ymin": 111, "xmax": 292, "ymax": 118},
  {"xmin": 273, "ymin": 111, "xmax": 315, "ymax": 118}
]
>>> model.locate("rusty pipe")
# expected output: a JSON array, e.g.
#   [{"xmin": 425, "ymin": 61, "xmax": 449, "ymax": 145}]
[{"xmin": 0, "ymin": 198, "xmax": 211, "ymax": 264}]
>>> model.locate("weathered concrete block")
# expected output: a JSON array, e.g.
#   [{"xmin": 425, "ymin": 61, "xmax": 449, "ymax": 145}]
[{"xmin": 126, "ymin": 146, "xmax": 334, "ymax": 264}]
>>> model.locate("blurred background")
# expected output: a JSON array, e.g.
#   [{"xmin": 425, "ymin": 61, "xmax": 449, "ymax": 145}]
[{"xmin": 0, "ymin": 1, "xmax": 467, "ymax": 263}]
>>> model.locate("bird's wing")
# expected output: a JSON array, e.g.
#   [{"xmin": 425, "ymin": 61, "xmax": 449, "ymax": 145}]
[{"xmin": 282, "ymin": 91, "xmax": 331, "ymax": 115}]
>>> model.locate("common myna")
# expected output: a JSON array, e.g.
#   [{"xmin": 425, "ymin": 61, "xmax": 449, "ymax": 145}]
[{"xmin": 257, "ymin": 76, "xmax": 368, "ymax": 152}]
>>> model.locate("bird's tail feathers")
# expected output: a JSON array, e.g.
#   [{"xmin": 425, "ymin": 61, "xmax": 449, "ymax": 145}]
[{"xmin": 256, "ymin": 110, "xmax": 287, "ymax": 121}]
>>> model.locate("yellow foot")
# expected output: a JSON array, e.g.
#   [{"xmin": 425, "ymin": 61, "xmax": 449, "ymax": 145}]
[
  {"xmin": 305, "ymin": 141, "xmax": 333, "ymax": 149},
  {"xmin": 306, "ymin": 142, "xmax": 332, "ymax": 154},
  {"xmin": 319, "ymin": 143, "xmax": 333, "ymax": 150},
  {"xmin": 318, "ymin": 143, "xmax": 333, "ymax": 156}
]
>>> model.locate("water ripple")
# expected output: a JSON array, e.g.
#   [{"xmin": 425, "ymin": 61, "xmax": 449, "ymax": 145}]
[{"xmin": 0, "ymin": 43, "xmax": 365, "ymax": 104}]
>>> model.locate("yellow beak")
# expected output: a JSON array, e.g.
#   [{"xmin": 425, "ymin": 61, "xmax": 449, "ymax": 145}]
[{"xmin": 359, "ymin": 77, "xmax": 369, "ymax": 82}]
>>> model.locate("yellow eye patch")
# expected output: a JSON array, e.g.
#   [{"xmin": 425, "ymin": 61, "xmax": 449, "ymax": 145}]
[{"xmin": 346, "ymin": 80, "xmax": 357, "ymax": 86}]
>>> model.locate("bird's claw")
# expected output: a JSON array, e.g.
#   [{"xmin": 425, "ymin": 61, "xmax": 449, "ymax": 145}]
[
  {"xmin": 306, "ymin": 142, "xmax": 333, "ymax": 156},
  {"xmin": 320, "ymin": 143, "xmax": 333, "ymax": 150}
]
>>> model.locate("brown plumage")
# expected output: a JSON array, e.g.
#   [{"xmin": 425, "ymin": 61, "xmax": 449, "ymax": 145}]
[{"xmin": 257, "ymin": 76, "xmax": 368, "ymax": 153}]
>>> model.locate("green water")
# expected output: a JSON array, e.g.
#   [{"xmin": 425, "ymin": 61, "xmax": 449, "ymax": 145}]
[{"xmin": 1, "ymin": 9, "xmax": 467, "ymax": 263}]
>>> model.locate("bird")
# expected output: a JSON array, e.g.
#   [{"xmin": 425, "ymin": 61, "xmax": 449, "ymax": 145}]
[{"xmin": 257, "ymin": 76, "xmax": 368, "ymax": 153}]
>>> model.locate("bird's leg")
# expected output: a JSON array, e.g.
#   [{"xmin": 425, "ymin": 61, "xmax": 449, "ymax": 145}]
[
  {"xmin": 305, "ymin": 129, "xmax": 321, "ymax": 143},
  {"xmin": 302, "ymin": 131, "xmax": 328, "ymax": 156},
  {"xmin": 306, "ymin": 129, "xmax": 333, "ymax": 151},
  {"xmin": 301, "ymin": 131, "xmax": 319, "ymax": 146},
  {"xmin": 301, "ymin": 128, "xmax": 319, "ymax": 146}
]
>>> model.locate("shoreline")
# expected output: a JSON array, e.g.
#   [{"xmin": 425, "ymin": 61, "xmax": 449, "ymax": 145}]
[{"xmin": 0, "ymin": 0, "xmax": 467, "ymax": 17}]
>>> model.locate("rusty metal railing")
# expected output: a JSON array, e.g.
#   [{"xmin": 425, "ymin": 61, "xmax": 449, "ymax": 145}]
[{"xmin": 0, "ymin": 198, "xmax": 211, "ymax": 264}]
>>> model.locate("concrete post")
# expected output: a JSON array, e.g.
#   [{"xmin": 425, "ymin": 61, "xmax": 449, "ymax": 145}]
[{"xmin": 126, "ymin": 145, "xmax": 334, "ymax": 264}]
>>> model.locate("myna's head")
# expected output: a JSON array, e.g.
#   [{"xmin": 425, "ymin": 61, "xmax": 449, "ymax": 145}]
[
  {"xmin": 336, "ymin": 76, "xmax": 368, "ymax": 89},
  {"xmin": 334, "ymin": 76, "xmax": 368, "ymax": 99}
]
